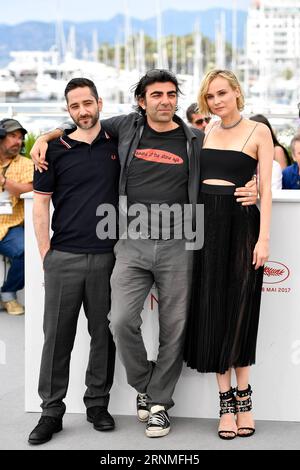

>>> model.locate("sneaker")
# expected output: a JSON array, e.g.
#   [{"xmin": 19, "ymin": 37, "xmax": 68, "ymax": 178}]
[
  {"xmin": 1, "ymin": 300, "xmax": 24, "ymax": 315},
  {"xmin": 137, "ymin": 393, "xmax": 149, "ymax": 422},
  {"xmin": 145, "ymin": 405, "xmax": 170, "ymax": 438}
]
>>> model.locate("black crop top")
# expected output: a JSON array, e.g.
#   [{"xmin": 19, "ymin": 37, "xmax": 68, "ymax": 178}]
[{"xmin": 200, "ymin": 149, "xmax": 258, "ymax": 187}]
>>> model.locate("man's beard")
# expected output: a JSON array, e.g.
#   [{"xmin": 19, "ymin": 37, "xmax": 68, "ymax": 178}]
[
  {"xmin": 1, "ymin": 146, "xmax": 21, "ymax": 159},
  {"xmin": 73, "ymin": 112, "xmax": 99, "ymax": 130}
]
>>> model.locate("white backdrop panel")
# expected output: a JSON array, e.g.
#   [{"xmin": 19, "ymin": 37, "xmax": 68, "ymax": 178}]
[{"xmin": 24, "ymin": 192, "xmax": 300, "ymax": 421}]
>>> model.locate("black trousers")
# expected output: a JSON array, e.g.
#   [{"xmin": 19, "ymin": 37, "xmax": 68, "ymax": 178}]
[{"xmin": 38, "ymin": 250, "xmax": 115, "ymax": 418}]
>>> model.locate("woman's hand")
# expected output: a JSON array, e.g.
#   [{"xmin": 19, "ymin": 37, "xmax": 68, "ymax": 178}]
[{"xmin": 253, "ymin": 239, "xmax": 269, "ymax": 270}]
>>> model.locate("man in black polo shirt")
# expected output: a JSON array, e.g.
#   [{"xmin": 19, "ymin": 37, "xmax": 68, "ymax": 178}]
[{"xmin": 28, "ymin": 78, "xmax": 120, "ymax": 445}]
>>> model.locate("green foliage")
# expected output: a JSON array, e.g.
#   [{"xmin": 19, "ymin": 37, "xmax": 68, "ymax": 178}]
[
  {"xmin": 22, "ymin": 133, "xmax": 37, "ymax": 160},
  {"xmin": 98, "ymin": 33, "xmax": 232, "ymax": 74},
  {"xmin": 282, "ymin": 68, "xmax": 293, "ymax": 80}
]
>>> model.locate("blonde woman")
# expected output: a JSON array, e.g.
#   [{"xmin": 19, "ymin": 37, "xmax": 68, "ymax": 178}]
[{"xmin": 184, "ymin": 70, "xmax": 273, "ymax": 440}]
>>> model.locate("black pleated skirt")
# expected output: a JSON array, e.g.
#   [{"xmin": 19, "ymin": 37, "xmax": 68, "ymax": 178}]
[{"xmin": 184, "ymin": 184, "xmax": 264, "ymax": 374}]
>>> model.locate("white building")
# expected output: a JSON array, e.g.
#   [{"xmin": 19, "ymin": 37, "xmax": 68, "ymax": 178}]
[{"xmin": 246, "ymin": 0, "xmax": 300, "ymax": 105}]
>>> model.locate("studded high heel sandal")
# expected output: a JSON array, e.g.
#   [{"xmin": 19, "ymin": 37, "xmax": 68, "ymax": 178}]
[
  {"xmin": 236, "ymin": 385, "xmax": 255, "ymax": 437},
  {"xmin": 218, "ymin": 387, "xmax": 237, "ymax": 440}
]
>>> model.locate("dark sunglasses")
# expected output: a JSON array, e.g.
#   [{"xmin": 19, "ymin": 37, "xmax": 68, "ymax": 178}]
[{"xmin": 195, "ymin": 117, "xmax": 211, "ymax": 125}]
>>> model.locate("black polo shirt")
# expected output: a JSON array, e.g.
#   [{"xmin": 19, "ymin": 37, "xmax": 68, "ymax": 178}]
[{"xmin": 33, "ymin": 128, "xmax": 120, "ymax": 254}]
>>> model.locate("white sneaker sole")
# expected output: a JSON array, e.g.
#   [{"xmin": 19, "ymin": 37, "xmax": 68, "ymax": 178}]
[
  {"xmin": 145, "ymin": 426, "xmax": 170, "ymax": 438},
  {"xmin": 138, "ymin": 414, "xmax": 149, "ymax": 423}
]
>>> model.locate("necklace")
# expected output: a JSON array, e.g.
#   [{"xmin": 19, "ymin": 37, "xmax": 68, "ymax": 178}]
[{"xmin": 220, "ymin": 116, "xmax": 243, "ymax": 130}]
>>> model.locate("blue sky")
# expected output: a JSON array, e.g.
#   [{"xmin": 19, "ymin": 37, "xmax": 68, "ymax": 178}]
[{"xmin": 3, "ymin": 0, "xmax": 251, "ymax": 24}]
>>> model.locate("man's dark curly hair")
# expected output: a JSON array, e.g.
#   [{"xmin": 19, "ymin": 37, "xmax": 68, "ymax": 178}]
[
  {"xmin": 64, "ymin": 77, "xmax": 99, "ymax": 103},
  {"xmin": 132, "ymin": 69, "xmax": 182, "ymax": 115}
]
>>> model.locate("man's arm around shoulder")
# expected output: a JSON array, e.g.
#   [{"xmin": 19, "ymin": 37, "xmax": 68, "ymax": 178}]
[
  {"xmin": 30, "ymin": 127, "xmax": 65, "ymax": 171},
  {"xmin": 102, "ymin": 112, "xmax": 140, "ymax": 138}
]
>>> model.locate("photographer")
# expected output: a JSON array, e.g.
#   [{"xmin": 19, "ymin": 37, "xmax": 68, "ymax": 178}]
[{"xmin": 0, "ymin": 119, "xmax": 33, "ymax": 315}]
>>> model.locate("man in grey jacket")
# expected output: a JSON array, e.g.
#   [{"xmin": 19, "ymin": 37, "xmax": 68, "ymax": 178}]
[{"xmin": 31, "ymin": 70, "xmax": 257, "ymax": 438}]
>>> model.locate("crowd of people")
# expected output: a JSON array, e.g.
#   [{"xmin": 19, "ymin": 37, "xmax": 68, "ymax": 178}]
[{"xmin": 0, "ymin": 68, "xmax": 299, "ymax": 446}]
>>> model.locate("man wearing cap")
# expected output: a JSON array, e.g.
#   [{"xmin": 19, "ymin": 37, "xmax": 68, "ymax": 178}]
[{"xmin": 0, "ymin": 119, "xmax": 33, "ymax": 315}]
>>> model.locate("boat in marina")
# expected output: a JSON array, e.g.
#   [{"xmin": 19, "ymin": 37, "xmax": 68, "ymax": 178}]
[
  {"xmin": 0, "ymin": 69, "xmax": 20, "ymax": 100},
  {"xmin": 0, "ymin": 1, "xmax": 299, "ymax": 136}
]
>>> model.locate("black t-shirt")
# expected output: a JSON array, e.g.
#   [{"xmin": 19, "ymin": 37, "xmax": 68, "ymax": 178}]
[
  {"xmin": 126, "ymin": 123, "xmax": 189, "ymax": 238},
  {"xmin": 33, "ymin": 129, "xmax": 120, "ymax": 254},
  {"xmin": 127, "ymin": 123, "xmax": 189, "ymax": 205}
]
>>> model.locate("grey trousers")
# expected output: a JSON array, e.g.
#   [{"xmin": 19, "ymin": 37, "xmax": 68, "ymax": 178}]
[
  {"xmin": 38, "ymin": 250, "xmax": 116, "ymax": 418},
  {"xmin": 109, "ymin": 238, "xmax": 193, "ymax": 409}
]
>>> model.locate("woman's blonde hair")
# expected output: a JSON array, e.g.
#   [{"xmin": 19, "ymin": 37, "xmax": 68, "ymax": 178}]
[{"xmin": 198, "ymin": 69, "xmax": 245, "ymax": 115}]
